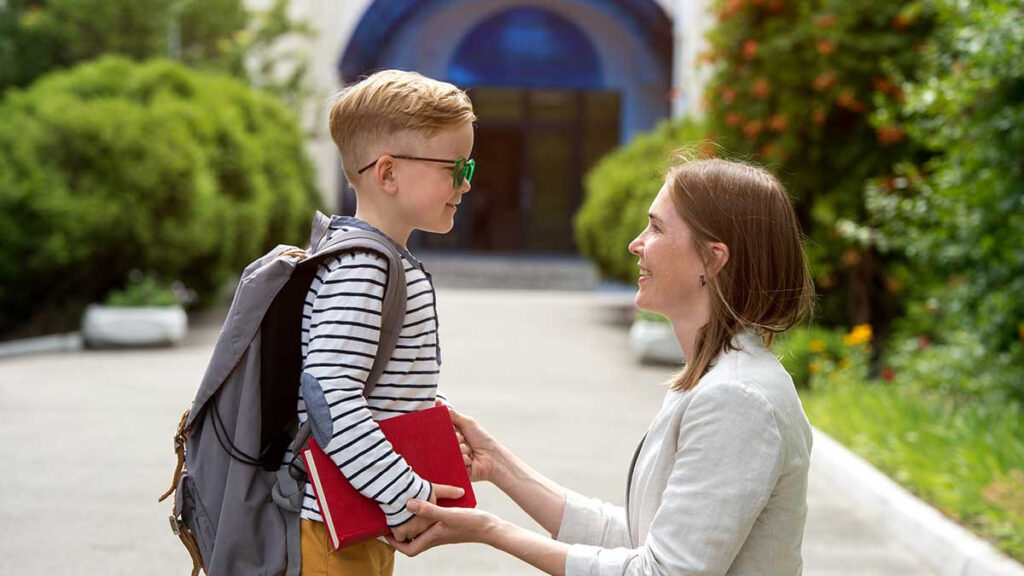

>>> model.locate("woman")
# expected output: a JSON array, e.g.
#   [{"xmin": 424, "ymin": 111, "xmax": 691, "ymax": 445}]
[{"xmin": 388, "ymin": 159, "xmax": 815, "ymax": 575}]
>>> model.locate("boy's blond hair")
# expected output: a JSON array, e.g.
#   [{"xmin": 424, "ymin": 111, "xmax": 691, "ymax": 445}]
[{"xmin": 329, "ymin": 70, "xmax": 476, "ymax": 182}]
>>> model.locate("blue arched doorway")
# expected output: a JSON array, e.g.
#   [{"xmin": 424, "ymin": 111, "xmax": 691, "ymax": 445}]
[
  {"xmin": 447, "ymin": 7, "xmax": 604, "ymax": 89},
  {"xmin": 339, "ymin": 0, "xmax": 672, "ymax": 253}
]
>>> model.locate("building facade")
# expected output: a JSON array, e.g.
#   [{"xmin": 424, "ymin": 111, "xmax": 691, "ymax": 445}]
[{"xmin": 265, "ymin": 0, "xmax": 713, "ymax": 253}]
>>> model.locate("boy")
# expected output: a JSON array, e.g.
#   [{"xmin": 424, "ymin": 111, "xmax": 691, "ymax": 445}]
[{"xmin": 295, "ymin": 70, "xmax": 475, "ymax": 575}]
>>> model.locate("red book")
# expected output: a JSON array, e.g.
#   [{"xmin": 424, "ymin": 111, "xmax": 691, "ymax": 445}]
[{"xmin": 302, "ymin": 405, "xmax": 476, "ymax": 550}]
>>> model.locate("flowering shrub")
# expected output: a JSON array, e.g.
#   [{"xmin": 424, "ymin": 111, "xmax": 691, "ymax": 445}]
[
  {"xmin": 774, "ymin": 325, "xmax": 870, "ymax": 389},
  {"xmin": 702, "ymin": 0, "xmax": 933, "ymax": 330},
  {"xmin": 852, "ymin": 0, "xmax": 1024, "ymax": 404}
]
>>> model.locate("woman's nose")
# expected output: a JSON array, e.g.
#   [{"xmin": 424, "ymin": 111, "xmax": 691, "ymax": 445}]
[{"xmin": 628, "ymin": 235, "xmax": 643, "ymax": 256}]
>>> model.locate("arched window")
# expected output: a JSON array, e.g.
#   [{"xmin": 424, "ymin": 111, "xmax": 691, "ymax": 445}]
[{"xmin": 448, "ymin": 7, "xmax": 603, "ymax": 89}]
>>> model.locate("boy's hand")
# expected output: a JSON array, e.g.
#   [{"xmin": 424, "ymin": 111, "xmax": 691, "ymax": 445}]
[{"xmin": 390, "ymin": 483, "xmax": 464, "ymax": 543}]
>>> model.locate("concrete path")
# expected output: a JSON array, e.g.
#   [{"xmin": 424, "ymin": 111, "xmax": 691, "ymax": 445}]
[{"xmin": 0, "ymin": 289, "xmax": 937, "ymax": 575}]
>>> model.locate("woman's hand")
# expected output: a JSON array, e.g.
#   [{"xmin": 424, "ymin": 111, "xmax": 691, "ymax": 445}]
[
  {"xmin": 385, "ymin": 498, "xmax": 501, "ymax": 556},
  {"xmin": 390, "ymin": 483, "xmax": 464, "ymax": 543},
  {"xmin": 446, "ymin": 404, "xmax": 504, "ymax": 484}
]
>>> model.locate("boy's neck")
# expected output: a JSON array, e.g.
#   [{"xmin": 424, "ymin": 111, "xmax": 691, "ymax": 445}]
[{"xmin": 353, "ymin": 202, "xmax": 412, "ymax": 250}]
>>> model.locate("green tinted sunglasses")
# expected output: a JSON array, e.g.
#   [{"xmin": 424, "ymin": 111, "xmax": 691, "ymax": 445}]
[{"xmin": 358, "ymin": 155, "xmax": 476, "ymax": 188}]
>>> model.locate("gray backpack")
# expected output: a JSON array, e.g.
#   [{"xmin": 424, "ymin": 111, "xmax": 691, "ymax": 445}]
[{"xmin": 159, "ymin": 211, "xmax": 407, "ymax": 576}]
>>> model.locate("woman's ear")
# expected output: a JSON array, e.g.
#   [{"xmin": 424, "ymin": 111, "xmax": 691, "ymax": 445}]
[{"xmin": 708, "ymin": 241, "xmax": 730, "ymax": 276}]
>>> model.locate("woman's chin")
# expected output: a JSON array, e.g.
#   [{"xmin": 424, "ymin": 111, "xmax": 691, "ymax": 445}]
[{"xmin": 634, "ymin": 291, "xmax": 657, "ymax": 314}]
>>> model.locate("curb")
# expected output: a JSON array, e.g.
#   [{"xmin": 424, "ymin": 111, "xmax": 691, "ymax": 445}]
[
  {"xmin": 0, "ymin": 332, "xmax": 82, "ymax": 360},
  {"xmin": 812, "ymin": 426, "xmax": 1024, "ymax": 576}
]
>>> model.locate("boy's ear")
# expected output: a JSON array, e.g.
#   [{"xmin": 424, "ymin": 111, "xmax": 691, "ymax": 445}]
[{"xmin": 374, "ymin": 155, "xmax": 399, "ymax": 196}]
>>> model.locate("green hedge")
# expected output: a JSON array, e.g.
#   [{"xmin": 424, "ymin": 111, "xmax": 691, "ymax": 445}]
[
  {"xmin": 574, "ymin": 118, "xmax": 706, "ymax": 283},
  {"xmin": 0, "ymin": 56, "xmax": 320, "ymax": 337}
]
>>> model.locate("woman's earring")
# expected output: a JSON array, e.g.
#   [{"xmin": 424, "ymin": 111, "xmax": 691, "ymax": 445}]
[{"xmin": 700, "ymin": 274, "xmax": 707, "ymax": 287}]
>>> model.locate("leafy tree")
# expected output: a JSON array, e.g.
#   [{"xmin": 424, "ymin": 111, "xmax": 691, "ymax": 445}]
[{"xmin": 0, "ymin": 0, "xmax": 313, "ymax": 106}]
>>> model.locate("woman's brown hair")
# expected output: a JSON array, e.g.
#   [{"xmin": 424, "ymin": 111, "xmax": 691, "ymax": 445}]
[{"xmin": 667, "ymin": 158, "xmax": 814, "ymax": 391}]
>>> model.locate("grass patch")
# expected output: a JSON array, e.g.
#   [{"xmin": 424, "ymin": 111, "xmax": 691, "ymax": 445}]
[{"xmin": 802, "ymin": 380, "xmax": 1024, "ymax": 562}]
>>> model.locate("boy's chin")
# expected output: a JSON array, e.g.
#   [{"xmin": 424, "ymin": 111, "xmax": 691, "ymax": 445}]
[{"xmin": 419, "ymin": 219, "xmax": 456, "ymax": 235}]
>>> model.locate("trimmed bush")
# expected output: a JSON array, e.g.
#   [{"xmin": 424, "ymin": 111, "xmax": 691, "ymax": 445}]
[
  {"xmin": 574, "ymin": 118, "xmax": 706, "ymax": 283},
  {"xmin": 0, "ymin": 56, "xmax": 320, "ymax": 337}
]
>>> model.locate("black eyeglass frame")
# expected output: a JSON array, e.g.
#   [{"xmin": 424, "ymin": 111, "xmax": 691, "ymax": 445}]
[{"xmin": 357, "ymin": 155, "xmax": 475, "ymax": 188}]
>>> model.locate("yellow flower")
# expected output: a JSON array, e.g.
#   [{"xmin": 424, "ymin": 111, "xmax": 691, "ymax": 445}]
[
  {"xmin": 809, "ymin": 361, "xmax": 822, "ymax": 375},
  {"xmin": 838, "ymin": 358, "xmax": 850, "ymax": 370},
  {"xmin": 809, "ymin": 340, "xmax": 826, "ymax": 353},
  {"xmin": 843, "ymin": 324, "xmax": 873, "ymax": 347}
]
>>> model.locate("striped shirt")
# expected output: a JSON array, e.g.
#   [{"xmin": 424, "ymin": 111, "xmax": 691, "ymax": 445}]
[{"xmin": 292, "ymin": 216, "xmax": 448, "ymax": 527}]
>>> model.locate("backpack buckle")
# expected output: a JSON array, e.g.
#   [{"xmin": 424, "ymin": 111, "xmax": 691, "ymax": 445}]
[{"xmin": 169, "ymin": 515, "xmax": 182, "ymax": 536}]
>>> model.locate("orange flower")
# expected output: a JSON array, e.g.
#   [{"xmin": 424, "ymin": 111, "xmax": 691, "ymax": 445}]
[
  {"xmin": 742, "ymin": 120, "xmax": 764, "ymax": 138},
  {"xmin": 813, "ymin": 71, "xmax": 837, "ymax": 91},
  {"xmin": 814, "ymin": 14, "xmax": 837, "ymax": 28},
  {"xmin": 759, "ymin": 141, "xmax": 779, "ymax": 158},
  {"xmin": 697, "ymin": 51, "xmax": 716, "ymax": 66},
  {"xmin": 876, "ymin": 125, "xmax": 905, "ymax": 145},
  {"xmin": 812, "ymin": 108, "xmax": 827, "ymax": 126},
  {"xmin": 872, "ymin": 76, "xmax": 896, "ymax": 94},
  {"xmin": 836, "ymin": 88, "xmax": 867, "ymax": 113},
  {"xmin": 719, "ymin": 0, "xmax": 746, "ymax": 18},
  {"xmin": 815, "ymin": 39, "xmax": 835, "ymax": 56},
  {"xmin": 892, "ymin": 13, "xmax": 917, "ymax": 30},
  {"xmin": 722, "ymin": 87, "xmax": 737, "ymax": 104},
  {"xmin": 768, "ymin": 113, "xmax": 788, "ymax": 132},
  {"xmin": 752, "ymin": 77, "xmax": 771, "ymax": 99},
  {"xmin": 882, "ymin": 367, "xmax": 895, "ymax": 382},
  {"xmin": 699, "ymin": 140, "xmax": 719, "ymax": 158},
  {"xmin": 842, "ymin": 324, "xmax": 873, "ymax": 347},
  {"xmin": 841, "ymin": 248, "xmax": 862, "ymax": 267},
  {"xmin": 764, "ymin": 0, "xmax": 785, "ymax": 13},
  {"xmin": 725, "ymin": 112, "xmax": 742, "ymax": 127},
  {"xmin": 885, "ymin": 276, "xmax": 902, "ymax": 293},
  {"xmin": 743, "ymin": 39, "xmax": 760, "ymax": 60}
]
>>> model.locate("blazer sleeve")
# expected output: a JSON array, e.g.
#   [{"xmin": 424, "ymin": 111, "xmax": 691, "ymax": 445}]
[
  {"xmin": 561, "ymin": 381, "xmax": 784, "ymax": 576},
  {"xmin": 556, "ymin": 489, "xmax": 631, "ymax": 549}
]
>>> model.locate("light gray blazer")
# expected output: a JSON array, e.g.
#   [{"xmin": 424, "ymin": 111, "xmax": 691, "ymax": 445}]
[{"xmin": 556, "ymin": 330, "xmax": 813, "ymax": 575}]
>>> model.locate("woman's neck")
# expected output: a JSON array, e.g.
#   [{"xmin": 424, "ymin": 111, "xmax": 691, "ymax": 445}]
[{"xmin": 668, "ymin": 307, "xmax": 710, "ymax": 363}]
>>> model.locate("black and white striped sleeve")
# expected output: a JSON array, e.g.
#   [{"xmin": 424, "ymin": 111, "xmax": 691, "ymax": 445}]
[{"xmin": 303, "ymin": 250, "xmax": 430, "ymax": 527}]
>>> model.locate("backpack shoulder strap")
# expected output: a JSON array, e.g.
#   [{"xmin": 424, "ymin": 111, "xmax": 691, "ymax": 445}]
[{"xmin": 301, "ymin": 228, "xmax": 408, "ymax": 398}]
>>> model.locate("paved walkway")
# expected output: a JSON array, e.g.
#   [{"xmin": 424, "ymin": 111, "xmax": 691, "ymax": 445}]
[{"xmin": 0, "ymin": 289, "xmax": 937, "ymax": 575}]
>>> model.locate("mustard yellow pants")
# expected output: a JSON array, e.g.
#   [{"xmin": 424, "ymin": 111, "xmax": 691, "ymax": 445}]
[{"xmin": 300, "ymin": 519, "xmax": 394, "ymax": 576}]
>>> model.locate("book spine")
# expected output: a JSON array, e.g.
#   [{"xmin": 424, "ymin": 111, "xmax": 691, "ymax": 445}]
[{"xmin": 303, "ymin": 449, "xmax": 341, "ymax": 550}]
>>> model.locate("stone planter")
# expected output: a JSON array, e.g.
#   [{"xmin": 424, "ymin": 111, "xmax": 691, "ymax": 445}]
[
  {"xmin": 628, "ymin": 319, "xmax": 685, "ymax": 364},
  {"xmin": 81, "ymin": 304, "xmax": 187, "ymax": 348}
]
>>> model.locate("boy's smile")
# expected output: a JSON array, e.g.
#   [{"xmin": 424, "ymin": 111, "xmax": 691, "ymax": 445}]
[{"xmin": 393, "ymin": 121, "xmax": 475, "ymax": 235}]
